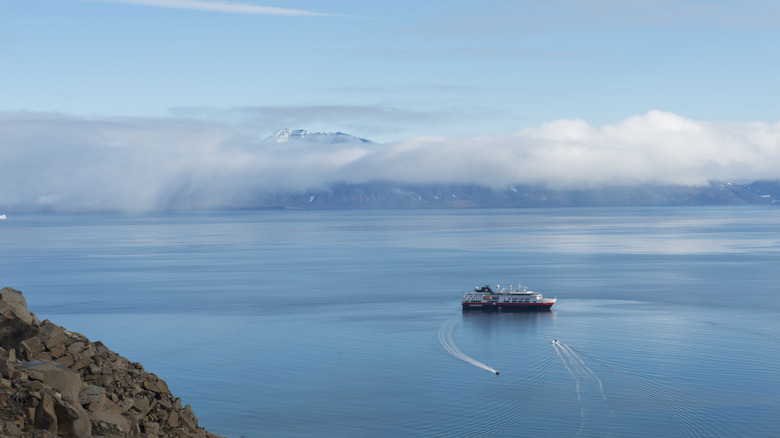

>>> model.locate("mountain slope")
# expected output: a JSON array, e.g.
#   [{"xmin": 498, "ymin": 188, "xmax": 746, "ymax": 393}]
[
  {"xmin": 241, "ymin": 181, "xmax": 778, "ymax": 210},
  {"xmin": 264, "ymin": 129, "xmax": 373, "ymax": 144}
]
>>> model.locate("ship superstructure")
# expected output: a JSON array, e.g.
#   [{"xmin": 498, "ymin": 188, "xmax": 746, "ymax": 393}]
[{"xmin": 462, "ymin": 284, "xmax": 556, "ymax": 311}]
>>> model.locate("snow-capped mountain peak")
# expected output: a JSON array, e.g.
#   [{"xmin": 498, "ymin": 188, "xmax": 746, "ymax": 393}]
[{"xmin": 266, "ymin": 129, "xmax": 373, "ymax": 144}]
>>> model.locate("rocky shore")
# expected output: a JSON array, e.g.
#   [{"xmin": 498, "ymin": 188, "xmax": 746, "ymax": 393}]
[{"xmin": 0, "ymin": 287, "xmax": 225, "ymax": 438}]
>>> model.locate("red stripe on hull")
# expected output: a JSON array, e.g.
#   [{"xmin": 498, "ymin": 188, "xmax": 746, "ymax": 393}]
[
  {"xmin": 462, "ymin": 302, "xmax": 554, "ymax": 306},
  {"xmin": 462, "ymin": 302, "xmax": 554, "ymax": 311}
]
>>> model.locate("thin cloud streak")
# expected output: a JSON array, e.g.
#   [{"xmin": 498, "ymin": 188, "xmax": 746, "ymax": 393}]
[
  {"xmin": 1, "ymin": 110, "xmax": 779, "ymax": 211},
  {"xmin": 94, "ymin": 0, "xmax": 344, "ymax": 17}
]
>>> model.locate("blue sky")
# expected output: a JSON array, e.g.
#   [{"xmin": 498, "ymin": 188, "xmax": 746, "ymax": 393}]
[
  {"xmin": 2, "ymin": 0, "xmax": 780, "ymax": 210},
  {"xmin": 4, "ymin": 0, "xmax": 779, "ymax": 139}
]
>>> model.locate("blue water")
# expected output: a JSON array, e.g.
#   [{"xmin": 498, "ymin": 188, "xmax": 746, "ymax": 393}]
[{"xmin": 1, "ymin": 207, "xmax": 779, "ymax": 437}]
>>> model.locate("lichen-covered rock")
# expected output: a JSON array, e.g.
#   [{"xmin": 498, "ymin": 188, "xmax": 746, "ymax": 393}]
[{"xmin": 0, "ymin": 287, "xmax": 226, "ymax": 438}]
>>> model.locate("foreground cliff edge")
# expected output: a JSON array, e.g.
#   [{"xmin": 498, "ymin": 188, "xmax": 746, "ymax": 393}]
[{"xmin": 0, "ymin": 287, "xmax": 226, "ymax": 438}]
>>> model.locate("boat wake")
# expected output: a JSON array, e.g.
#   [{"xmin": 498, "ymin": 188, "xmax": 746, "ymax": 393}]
[
  {"xmin": 553, "ymin": 340, "xmax": 614, "ymax": 436},
  {"xmin": 575, "ymin": 348, "xmax": 711, "ymax": 437},
  {"xmin": 438, "ymin": 319, "xmax": 499, "ymax": 375}
]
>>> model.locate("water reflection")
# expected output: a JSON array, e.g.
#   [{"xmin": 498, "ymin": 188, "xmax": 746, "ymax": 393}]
[{"xmin": 461, "ymin": 308, "xmax": 557, "ymax": 331}]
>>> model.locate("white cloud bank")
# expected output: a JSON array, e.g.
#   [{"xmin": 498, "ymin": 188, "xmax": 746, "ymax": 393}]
[{"xmin": 1, "ymin": 110, "xmax": 779, "ymax": 211}]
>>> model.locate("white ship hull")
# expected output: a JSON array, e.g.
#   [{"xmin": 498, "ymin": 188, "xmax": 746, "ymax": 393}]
[{"xmin": 462, "ymin": 284, "xmax": 556, "ymax": 311}]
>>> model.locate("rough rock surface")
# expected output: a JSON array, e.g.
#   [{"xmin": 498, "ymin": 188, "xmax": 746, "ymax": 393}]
[{"xmin": 0, "ymin": 287, "xmax": 225, "ymax": 438}]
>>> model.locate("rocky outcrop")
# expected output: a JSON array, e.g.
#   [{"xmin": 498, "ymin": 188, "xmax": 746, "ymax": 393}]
[{"xmin": 0, "ymin": 287, "xmax": 225, "ymax": 438}]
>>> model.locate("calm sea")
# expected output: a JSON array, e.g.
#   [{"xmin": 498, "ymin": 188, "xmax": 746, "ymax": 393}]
[{"xmin": 1, "ymin": 207, "xmax": 779, "ymax": 437}]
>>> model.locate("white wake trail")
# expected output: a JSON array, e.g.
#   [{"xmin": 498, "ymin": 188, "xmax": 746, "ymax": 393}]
[
  {"xmin": 561, "ymin": 343, "xmax": 607, "ymax": 401},
  {"xmin": 553, "ymin": 340, "xmax": 614, "ymax": 437},
  {"xmin": 553, "ymin": 341, "xmax": 583, "ymax": 399},
  {"xmin": 438, "ymin": 319, "xmax": 499, "ymax": 375}
]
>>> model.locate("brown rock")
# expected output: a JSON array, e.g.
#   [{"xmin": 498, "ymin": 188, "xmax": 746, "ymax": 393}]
[
  {"xmin": 142, "ymin": 421, "xmax": 161, "ymax": 436},
  {"xmin": 86, "ymin": 397, "xmax": 129, "ymax": 435},
  {"xmin": 51, "ymin": 395, "xmax": 93, "ymax": 438},
  {"xmin": 66, "ymin": 341, "xmax": 85, "ymax": 356},
  {"xmin": 93, "ymin": 374, "xmax": 115, "ymax": 388},
  {"xmin": 57, "ymin": 408, "xmax": 92, "ymax": 438},
  {"xmin": 12, "ymin": 370, "xmax": 29, "ymax": 383},
  {"xmin": 180, "ymin": 404, "xmax": 199, "ymax": 430},
  {"xmin": 16, "ymin": 361, "xmax": 82, "ymax": 402},
  {"xmin": 93, "ymin": 341, "xmax": 111, "ymax": 355},
  {"xmin": 26, "ymin": 431, "xmax": 58, "ymax": 438},
  {"xmin": 143, "ymin": 377, "xmax": 169, "ymax": 394},
  {"xmin": 49, "ymin": 344, "xmax": 67, "ymax": 358},
  {"xmin": 73, "ymin": 357, "xmax": 91, "ymax": 371},
  {"xmin": 37, "ymin": 351, "xmax": 54, "ymax": 361},
  {"xmin": 34, "ymin": 392, "xmax": 58, "ymax": 434},
  {"xmin": 28, "ymin": 380, "xmax": 45, "ymax": 391},
  {"xmin": 117, "ymin": 397, "xmax": 134, "ymax": 413},
  {"xmin": 81, "ymin": 343, "xmax": 97, "ymax": 358},
  {"xmin": 25, "ymin": 431, "xmax": 58, "ymax": 438},
  {"xmin": 112, "ymin": 357, "xmax": 130, "ymax": 371},
  {"xmin": 55, "ymin": 354, "xmax": 76, "ymax": 367},
  {"xmin": 156, "ymin": 397, "xmax": 173, "ymax": 410},
  {"xmin": 0, "ymin": 287, "xmax": 35, "ymax": 325},
  {"xmin": 167, "ymin": 410, "xmax": 180, "ymax": 427},
  {"xmin": 79, "ymin": 385, "xmax": 105, "ymax": 405},
  {"xmin": 0, "ymin": 349, "xmax": 15, "ymax": 378},
  {"xmin": 39, "ymin": 322, "xmax": 68, "ymax": 351},
  {"xmin": 133, "ymin": 395, "xmax": 151, "ymax": 413},
  {"xmin": 20, "ymin": 337, "xmax": 45, "ymax": 359}
]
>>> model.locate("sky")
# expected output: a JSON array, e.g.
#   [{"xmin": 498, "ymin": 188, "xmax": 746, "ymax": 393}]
[{"xmin": 2, "ymin": 0, "xmax": 780, "ymax": 211}]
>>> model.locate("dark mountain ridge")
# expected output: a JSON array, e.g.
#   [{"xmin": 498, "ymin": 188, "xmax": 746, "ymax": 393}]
[{"xmin": 232, "ymin": 180, "xmax": 779, "ymax": 210}]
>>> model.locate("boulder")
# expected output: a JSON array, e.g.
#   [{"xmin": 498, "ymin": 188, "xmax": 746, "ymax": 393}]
[
  {"xmin": 79, "ymin": 385, "xmax": 106, "ymax": 405},
  {"xmin": 49, "ymin": 344, "xmax": 67, "ymax": 358},
  {"xmin": 180, "ymin": 404, "xmax": 199, "ymax": 430},
  {"xmin": 0, "ymin": 287, "xmax": 34, "ymax": 325},
  {"xmin": 168, "ymin": 410, "xmax": 180, "ymax": 427},
  {"xmin": 67, "ymin": 341, "xmax": 85, "ymax": 355},
  {"xmin": 86, "ymin": 398, "xmax": 130, "ymax": 435},
  {"xmin": 73, "ymin": 356, "xmax": 91, "ymax": 371},
  {"xmin": 142, "ymin": 420, "xmax": 161, "ymax": 436},
  {"xmin": 34, "ymin": 392, "xmax": 58, "ymax": 434},
  {"xmin": 132, "ymin": 394, "xmax": 153, "ymax": 414},
  {"xmin": 16, "ymin": 361, "xmax": 82, "ymax": 403},
  {"xmin": 38, "ymin": 322, "xmax": 69, "ymax": 351},
  {"xmin": 20, "ymin": 336, "xmax": 46, "ymax": 359},
  {"xmin": 52, "ymin": 397, "xmax": 92, "ymax": 438},
  {"xmin": 143, "ymin": 376, "xmax": 169, "ymax": 394},
  {"xmin": 55, "ymin": 354, "xmax": 76, "ymax": 367},
  {"xmin": 0, "ymin": 348, "xmax": 16, "ymax": 378},
  {"xmin": 0, "ymin": 289, "xmax": 39, "ymax": 351}
]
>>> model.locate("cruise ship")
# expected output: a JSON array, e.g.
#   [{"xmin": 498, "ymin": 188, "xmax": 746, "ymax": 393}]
[{"xmin": 462, "ymin": 284, "xmax": 556, "ymax": 311}]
